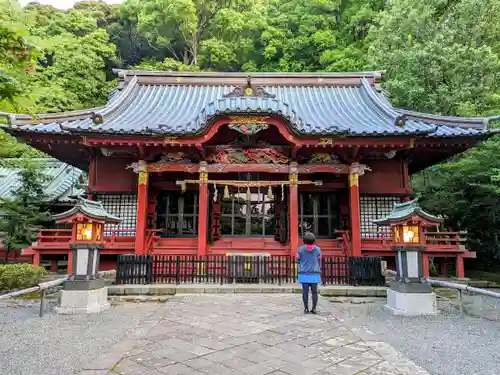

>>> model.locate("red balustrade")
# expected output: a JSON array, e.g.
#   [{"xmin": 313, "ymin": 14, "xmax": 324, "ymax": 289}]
[{"xmin": 30, "ymin": 228, "xmax": 465, "ymax": 256}]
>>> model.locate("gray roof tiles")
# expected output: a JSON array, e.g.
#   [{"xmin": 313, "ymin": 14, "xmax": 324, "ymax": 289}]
[
  {"xmin": 0, "ymin": 71, "xmax": 492, "ymax": 138},
  {"xmin": 52, "ymin": 197, "xmax": 121, "ymax": 223},
  {"xmin": 372, "ymin": 199, "xmax": 444, "ymax": 226},
  {"xmin": 0, "ymin": 159, "xmax": 84, "ymax": 202}
]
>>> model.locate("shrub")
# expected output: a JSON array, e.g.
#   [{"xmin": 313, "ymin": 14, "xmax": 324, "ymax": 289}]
[{"xmin": 0, "ymin": 263, "xmax": 47, "ymax": 292}]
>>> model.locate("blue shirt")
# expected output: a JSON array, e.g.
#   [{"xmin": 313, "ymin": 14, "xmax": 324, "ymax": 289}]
[{"xmin": 297, "ymin": 245, "xmax": 321, "ymax": 275}]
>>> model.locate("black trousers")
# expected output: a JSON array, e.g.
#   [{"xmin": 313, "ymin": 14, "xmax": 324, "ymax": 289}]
[{"xmin": 302, "ymin": 283, "xmax": 318, "ymax": 310}]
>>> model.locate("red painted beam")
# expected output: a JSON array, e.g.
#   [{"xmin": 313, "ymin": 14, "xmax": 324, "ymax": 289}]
[{"xmin": 147, "ymin": 163, "xmax": 351, "ymax": 174}]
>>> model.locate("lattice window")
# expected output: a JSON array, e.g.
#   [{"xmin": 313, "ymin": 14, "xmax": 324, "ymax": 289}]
[
  {"xmin": 360, "ymin": 195, "xmax": 400, "ymax": 238},
  {"xmin": 95, "ymin": 194, "xmax": 137, "ymax": 236}
]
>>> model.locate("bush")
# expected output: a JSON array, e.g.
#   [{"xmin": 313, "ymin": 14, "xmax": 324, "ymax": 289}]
[{"xmin": 0, "ymin": 264, "xmax": 47, "ymax": 292}]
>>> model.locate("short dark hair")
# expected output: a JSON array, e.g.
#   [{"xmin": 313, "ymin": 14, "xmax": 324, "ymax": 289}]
[{"xmin": 303, "ymin": 232, "xmax": 316, "ymax": 245}]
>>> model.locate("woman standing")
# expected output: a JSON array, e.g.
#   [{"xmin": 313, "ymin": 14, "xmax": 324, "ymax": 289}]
[{"xmin": 297, "ymin": 232, "xmax": 321, "ymax": 314}]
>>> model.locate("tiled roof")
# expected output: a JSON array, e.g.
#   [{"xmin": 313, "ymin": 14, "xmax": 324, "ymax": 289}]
[
  {"xmin": 372, "ymin": 199, "xmax": 444, "ymax": 226},
  {"xmin": 0, "ymin": 159, "xmax": 84, "ymax": 202},
  {"xmin": 0, "ymin": 71, "xmax": 495, "ymax": 138},
  {"xmin": 52, "ymin": 197, "xmax": 121, "ymax": 223}
]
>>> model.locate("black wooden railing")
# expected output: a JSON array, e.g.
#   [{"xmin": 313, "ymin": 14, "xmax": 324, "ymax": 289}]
[{"xmin": 116, "ymin": 255, "xmax": 385, "ymax": 286}]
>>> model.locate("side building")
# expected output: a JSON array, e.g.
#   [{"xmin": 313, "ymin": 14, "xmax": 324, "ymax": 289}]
[
  {"xmin": 0, "ymin": 159, "xmax": 84, "ymax": 269},
  {"xmin": 1, "ymin": 70, "xmax": 493, "ymax": 277}
]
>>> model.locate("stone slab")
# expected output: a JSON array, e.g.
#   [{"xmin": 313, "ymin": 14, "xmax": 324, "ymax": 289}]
[
  {"xmin": 55, "ymin": 287, "xmax": 110, "ymax": 314},
  {"xmin": 386, "ymin": 288, "xmax": 438, "ymax": 316},
  {"xmin": 79, "ymin": 294, "xmax": 430, "ymax": 375},
  {"xmin": 108, "ymin": 284, "xmax": 387, "ymax": 297}
]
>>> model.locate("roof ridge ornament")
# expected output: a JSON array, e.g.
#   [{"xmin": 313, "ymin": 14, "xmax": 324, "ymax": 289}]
[{"xmin": 223, "ymin": 75, "xmax": 276, "ymax": 98}]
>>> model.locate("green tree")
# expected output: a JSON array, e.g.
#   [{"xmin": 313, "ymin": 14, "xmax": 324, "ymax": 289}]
[
  {"xmin": 0, "ymin": 161, "xmax": 50, "ymax": 261},
  {"xmin": 371, "ymin": 0, "xmax": 500, "ymax": 267},
  {"xmin": 412, "ymin": 136, "xmax": 500, "ymax": 267},
  {"xmin": 257, "ymin": 0, "xmax": 383, "ymax": 72},
  {"xmin": 367, "ymin": 0, "xmax": 500, "ymax": 116}
]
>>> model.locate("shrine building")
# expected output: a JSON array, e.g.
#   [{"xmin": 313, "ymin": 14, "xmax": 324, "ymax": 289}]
[{"xmin": 0, "ymin": 70, "xmax": 492, "ymax": 277}]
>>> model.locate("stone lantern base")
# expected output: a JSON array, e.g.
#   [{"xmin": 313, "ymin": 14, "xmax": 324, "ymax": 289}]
[
  {"xmin": 55, "ymin": 279, "xmax": 110, "ymax": 315},
  {"xmin": 385, "ymin": 282, "xmax": 438, "ymax": 316}
]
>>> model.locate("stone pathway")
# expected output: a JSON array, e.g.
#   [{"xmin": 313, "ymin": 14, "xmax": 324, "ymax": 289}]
[{"xmin": 79, "ymin": 295, "xmax": 430, "ymax": 375}]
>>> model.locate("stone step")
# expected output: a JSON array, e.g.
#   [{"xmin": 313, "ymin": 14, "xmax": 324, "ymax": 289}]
[{"xmin": 108, "ymin": 283, "xmax": 387, "ymax": 297}]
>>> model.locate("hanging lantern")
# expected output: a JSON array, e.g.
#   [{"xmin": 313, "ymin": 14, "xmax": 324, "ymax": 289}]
[
  {"xmin": 267, "ymin": 186, "xmax": 274, "ymax": 200},
  {"xmin": 224, "ymin": 185, "xmax": 230, "ymax": 199},
  {"xmin": 246, "ymin": 187, "xmax": 251, "ymax": 201}
]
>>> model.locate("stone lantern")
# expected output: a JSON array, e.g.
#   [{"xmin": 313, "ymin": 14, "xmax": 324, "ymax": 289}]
[
  {"xmin": 53, "ymin": 198, "xmax": 121, "ymax": 314},
  {"xmin": 373, "ymin": 199, "xmax": 442, "ymax": 315}
]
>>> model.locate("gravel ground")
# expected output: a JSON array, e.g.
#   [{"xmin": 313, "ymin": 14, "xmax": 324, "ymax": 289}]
[
  {"xmin": 0, "ymin": 300, "xmax": 161, "ymax": 375},
  {"xmin": 332, "ymin": 298, "xmax": 500, "ymax": 375},
  {"xmin": 1, "ymin": 295, "xmax": 500, "ymax": 375}
]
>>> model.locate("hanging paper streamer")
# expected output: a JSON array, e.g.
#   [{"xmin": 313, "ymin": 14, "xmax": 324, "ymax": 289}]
[
  {"xmin": 224, "ymin": 185, "xmax": 230, "ymax": 199},
  {"xmin": 246, "ymin": 187, "xmax": 251, "ymax": 201},
  {"xmin": 213, "ymin": 183, "xmax": 218, "ymax": 202},
  {"xmin": 281, "ymin": 184, "xmax": 285, "ymax": 201},
  {"xmin": 257, "ymin": 186, "xmax": 261, "ymax": 203},
  {"xmin": 267, "ymin": 186, "xmax": 274, "ymax": 200},
  {"xmin": 180, "ymin": 181, "xmax": 186, "ymax": 193}
]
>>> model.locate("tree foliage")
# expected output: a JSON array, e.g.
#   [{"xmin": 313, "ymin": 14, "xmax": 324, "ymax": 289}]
[
  {"xmin": 0, "ymin": 160, "xmax": 50, "ymax": 260},
  {"xmin": 1, "ymin": 0, "xmax": 500, "ymax": 265}
]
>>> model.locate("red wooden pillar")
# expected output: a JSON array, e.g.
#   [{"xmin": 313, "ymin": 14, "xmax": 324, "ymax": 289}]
[
  {"xmin": 33, "ymin": 251, "xmax": 40, "ymax": 267},
  {"xmin": 197, "ymin": 166, "xmax": 209, "ymax": 256},
  {"xmin": 288, "ymin": 183, "xmax": 299, "ymax": 256},
  {"xmin": 422, "ymin": 254, "xmax": 430, "ymax": 278},
  {"xmin": 456, "ymin": 255, "xmax": 465, "ymax": 278},
  {"xmin": 87, "ymin": 154, "xmax": 96, "ymax": 200},
  {"xmin": 402, "ymin": 159, "xmax": 411, "ymax": 202},
  {"xmin": 134, "ymin": 169, "xmax": 149, "ymax": 255},
  {"xmin": 349, "ymin": 171, "xmax": 362, "ymax": 256},
  {"xmin": 440, "ymin": 258, "xmax": 448, "ymax": 277},
  {"xmin": 288, "ymin": 165, "xmax": 299, "ymax": 256},
  {"xmin": 67, "ymin": 251, "xmax": 73, "ymax": 274}
]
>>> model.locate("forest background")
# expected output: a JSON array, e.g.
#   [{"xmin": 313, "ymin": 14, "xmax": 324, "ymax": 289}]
[{"xmin": 2, "ymin": 0, "xmax": 500, "ymax": 268}]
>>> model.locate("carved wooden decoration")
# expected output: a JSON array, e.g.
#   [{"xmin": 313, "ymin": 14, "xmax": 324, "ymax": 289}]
[
  {"xmin": 223, "ymin": 76, "xmax": 276, "ymax": 98},
  {"xmin": 206, "ymin": 148, "xmax": 290, "ymax": 164},
  {"xmin": 158, "ymin": 151, "xmax": 198, "ymax": 163},
  {"xmin": 227, "ymin": 115, "xmax": 270, "ymax": 135},
  {"xmin": 307, "ymin": 153, "xmax": 341, "ymax": 164}
]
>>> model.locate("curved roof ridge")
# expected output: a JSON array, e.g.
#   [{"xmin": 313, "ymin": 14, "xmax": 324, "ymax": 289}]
[
  {"xmin": 113, "ymin": 69, "xmax": 385, "ymax": 87},
  {"xmin": 0, "ymin": 76, "xmax": 140, "ymax": 127},
  {"xmin": 0, "ymin": 105, "xmax": 104, "ymax": 126},
  {"xmin": 92, "ymin": 75, "xmax": 139, "ymax": 124},
  {"xmin": 113, "ymin": 69, "xmax": 386, "ymax": 79},
  {"xmin": 396, "ymin": 108, "xmax": 492, "ymax": 130},
  {"xmin": 359, "ymin": 78, "xmax": 401, "ymax": 121}
]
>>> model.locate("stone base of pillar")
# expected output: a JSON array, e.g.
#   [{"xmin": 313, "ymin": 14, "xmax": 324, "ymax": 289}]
[
  {"xmin": 385, "ymin": 288, "xmax": 438, "ymax": 316},
  {"xmin": 55, "ymin": 287, "xmax": 110, "ymax": 314}
]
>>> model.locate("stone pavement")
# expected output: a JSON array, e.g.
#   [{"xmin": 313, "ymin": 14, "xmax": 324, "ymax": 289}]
[{"xmin": 79, "ymin": 295, "xmax": 430, "ymax": 375}]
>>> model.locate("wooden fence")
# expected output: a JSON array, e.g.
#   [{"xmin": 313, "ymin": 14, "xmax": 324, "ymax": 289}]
[{"xmin": 116, "ymin": 255, "xmax": 385, "ymax": 286}]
